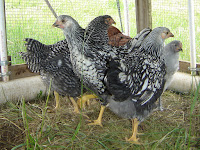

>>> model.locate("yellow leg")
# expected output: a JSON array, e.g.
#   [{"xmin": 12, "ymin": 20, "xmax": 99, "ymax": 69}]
[
  {"xmin": 69, "ymin": 97, "xmax": 89, "ymax": 118},
  {"xmin": 77, "ymin": 94, "xmax": 97, "ymax": 109},
  {"xmin": 69, "ymin": 97, "xmax": 80, "ymax": 114},
  {"xmin": 54, "ymin": 91, "xmax": 60, "ymax": 110},
  {"xmin": 47, "ymin": 91, "xmax": 60, "ymax": 113},
  {"xmin": 88, "ymin": 105, "xmax": 105, "ymax": 127},
  {"xmin": 126, "ymin": 118, "xmax": 140, "ymax": 144}
]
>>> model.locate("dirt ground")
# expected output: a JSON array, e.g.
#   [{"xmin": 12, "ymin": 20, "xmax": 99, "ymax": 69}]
[{"xmin": 0, "ymin": 90, "xmax": 199, "ymax": 149}]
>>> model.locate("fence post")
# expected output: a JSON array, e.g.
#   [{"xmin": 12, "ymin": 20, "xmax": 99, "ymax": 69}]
[
  {"xmin": 135, "ymin": 0, "xmax": 152, "ymax": 33},
  {"xmin": 0, "ymin": 0, "xmax": 9, "ymax": 82},
  {"xmin": 188, "ymin": 0, "xmax": 196, "ymax": 75},
  {"xmin": 123, "ymin": 0, "xmax": 130, "ymax": 36}
]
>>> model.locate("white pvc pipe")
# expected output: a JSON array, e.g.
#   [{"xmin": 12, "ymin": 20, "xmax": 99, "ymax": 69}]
[
  {"xmin": 168, "ymin": 72, "xmax": 200, "ymax": 93},
  {"xmin": 188, "ymin": 0, "xmax": 196, "ymax": 75},
  {"xmin": 123, "ymin": 0, "xmax": 130, "ymax": 36},
  {"xmin": 0, "ymin": 0, "xmax": 9, "ymax": 82},
  {"xmin": 0, "ymin": 72, "xmax": 199, "ymax": 104},
  {"xmin": 0, "ymin": 76, "xmax": 47, "ymax": 103}
]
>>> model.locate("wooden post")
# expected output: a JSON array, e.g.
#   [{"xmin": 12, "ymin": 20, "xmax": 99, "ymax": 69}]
[{"xmin": 135, "ymin": 0, "xmax": 152, "ymax": 33}]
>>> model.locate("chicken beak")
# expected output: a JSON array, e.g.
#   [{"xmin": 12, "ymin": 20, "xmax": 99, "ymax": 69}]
[
  {"xmin": 52, "ymin": 21, "xmax": 60, "ymax": 28},
  {"xmin": 176, "ymin": 48, "xmax": 183, "ymax": 52},
  {"xmin": 177, "ymin": 42, "xmax": 183, "ymax": 52},
  {"xmin": 112, "ymin": 20, "xmax": 116, "ymax": 25},
  {"xmin": 168, "ymin": 32, "xmax": 174, "ymax": 37}
]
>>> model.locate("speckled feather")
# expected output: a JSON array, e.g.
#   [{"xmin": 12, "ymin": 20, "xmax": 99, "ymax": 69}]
[
  {"xmin": 19, "ymin": 38, "xmax": 57, "ymax": 73},
  {"xmin": 106, "ymin": 27, "xmax": 173, "ymax": 121},
  {"xmin": 20, "ymin": 38, "xmax": 83, "ymax": 97},
  {"xmin": 54, "ymin": 15, "xmax": 115, "ymax": 101},
  {"xmin": 112, "ymin": 28, "xmax": 152, "ymax": 59}
]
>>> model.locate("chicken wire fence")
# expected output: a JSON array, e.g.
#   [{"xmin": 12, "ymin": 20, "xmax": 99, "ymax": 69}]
[{"xmin": 4, "ymin": 0, "xmax": 200, "ymax": 65}]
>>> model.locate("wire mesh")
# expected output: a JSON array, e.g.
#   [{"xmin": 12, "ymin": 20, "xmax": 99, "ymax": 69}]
[
  {"xmin": 4, "ymin": 0, "xmax": 200, "ymax": 64},
  {"xmin": 152, "ymin": 0, "xmax": 200, "ymax": 62},
  {"xmin": 4, "ymin": 0, "xmax": 136, "ymax": 64}
]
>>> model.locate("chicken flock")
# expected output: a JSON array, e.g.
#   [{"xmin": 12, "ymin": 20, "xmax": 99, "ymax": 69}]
[{"xmin": 20, "ymin": 15, "xmax": 182, "ymax": 144}]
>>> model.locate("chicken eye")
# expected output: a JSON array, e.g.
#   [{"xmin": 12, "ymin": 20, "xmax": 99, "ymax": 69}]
[{"xmin": 61, "ymin": 19, "xmax": 65, "ymax": 23}]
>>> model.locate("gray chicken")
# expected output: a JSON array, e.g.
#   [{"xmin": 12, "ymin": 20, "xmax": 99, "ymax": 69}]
[
  {"xmin": 158, "ymin": 40, "xmax": 183, "ymax": 110},
  {"xmin": 19, "ymin": 38, "xmax": 96, "ymax": 113}
]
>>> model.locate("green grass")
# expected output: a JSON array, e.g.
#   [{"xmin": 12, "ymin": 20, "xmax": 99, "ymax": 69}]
[
  {"xmin": 4, "ymin": 0, "xmax": 200, "ymax": 64},
  {"xmin": 0, "ymin": 89, "xmax": 199, "ymax": 149}
]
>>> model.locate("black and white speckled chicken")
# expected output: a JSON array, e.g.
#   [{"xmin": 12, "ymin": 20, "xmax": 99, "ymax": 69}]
[
  {"xmin": 105, "ymin": 27, "xmax": 174, "ymax": 143},
  {"xmin": 19, "ymin": 38, "xmax": 96, "ymax": 113},
  {"xmin": 52, "ymin": 15, "xmax": 115, "ymax": 110},
  {"xmin": 82, "ymin": 27, "xmax": 152, "ymax": 127},
  {"xmin": 53, "ymin": 15, "xmax": 118, "ymax": 126},
  {"xmin": 157, "ymin": 40, "xmax": 182, "ymax": 110}
]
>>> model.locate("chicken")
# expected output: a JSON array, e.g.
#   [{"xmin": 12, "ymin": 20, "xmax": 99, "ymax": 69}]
[
  {"xmin": 158, "ymin": 40, "xmax": 183, "ymax": 110},
  {"xmin": 107, "ymin": 26, "xmax": 132, "ymax": 47},
  {"xmin": 106, "ymin": 27, "xmax": 174, "ymax": 143},
  {"xmin": 53, "ymin": 15, "xmax": 116, "ymax": 126},
  {"xmin": 19, "ymin": 38, "xmax": 96, "ymax": 113},
  {"xmin": 84, "ymin": 28, "xmax": 151, "ymax": 128},
  {"xmin": 86, "ymin": 28, "xmax": 152, "ymax": 127}
]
